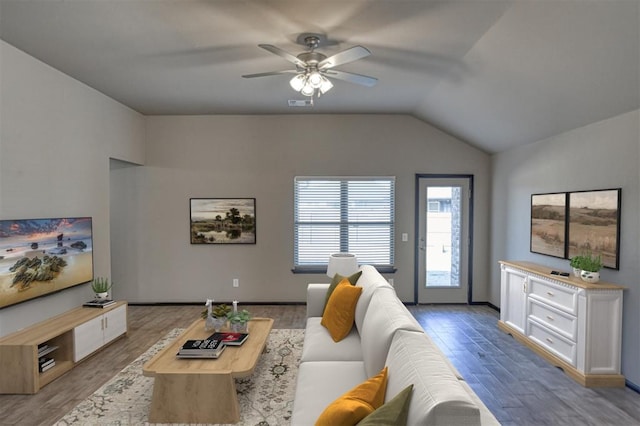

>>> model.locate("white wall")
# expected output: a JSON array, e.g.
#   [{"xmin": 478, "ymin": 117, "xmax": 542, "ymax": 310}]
[
  {"xmin": 110, "ymin": 115, "xmax": 492, "ymax": 305},
  {"xmin": 490, "ymin": 109, "xmax": 640, "ymax": 386},
  {"xmin": 0, "ymin": 41, "xmax": 145, "ymax": 336}
]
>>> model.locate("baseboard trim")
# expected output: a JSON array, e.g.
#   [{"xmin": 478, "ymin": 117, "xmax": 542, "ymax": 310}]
[
  {"xmin": 127, "ymin": 301, "xmax": 306, "ymax": 306},
  {"xmin": 626, "ymin": 379, "xmax": 640, "ymax": 394}
]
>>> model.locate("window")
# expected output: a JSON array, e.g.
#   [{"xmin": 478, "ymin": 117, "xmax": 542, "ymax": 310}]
[{"xmin": 294, "ymin": 176, "xmax": 395, "ymax": 272}]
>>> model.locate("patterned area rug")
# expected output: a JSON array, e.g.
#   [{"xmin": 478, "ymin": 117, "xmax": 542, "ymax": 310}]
[{"xmin": 55, "ymin": 328, "xmax": 305, "ymax": 426}]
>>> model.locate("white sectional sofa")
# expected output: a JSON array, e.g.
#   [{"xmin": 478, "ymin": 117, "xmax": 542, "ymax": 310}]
[{"xmin": 291, "ymin": 265, "xmax": 499, "ymax": 425}]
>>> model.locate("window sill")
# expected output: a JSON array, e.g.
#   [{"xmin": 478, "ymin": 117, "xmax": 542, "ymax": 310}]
[{"xmin": 291, "ymin": 266, "xmax": 397, "ymax": 274}]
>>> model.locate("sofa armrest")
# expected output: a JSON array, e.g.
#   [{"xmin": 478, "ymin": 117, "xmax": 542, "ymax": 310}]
[{"xmin": 307, "ymin": 283, "xmax": 330, "ymax": 318}]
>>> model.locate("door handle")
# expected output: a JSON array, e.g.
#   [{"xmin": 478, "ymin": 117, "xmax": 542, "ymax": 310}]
[{"xmin": 419, "ymin": 238, "xmax": 426, "ymax": 250}]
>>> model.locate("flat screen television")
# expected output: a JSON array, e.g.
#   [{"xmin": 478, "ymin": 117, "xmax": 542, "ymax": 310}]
[{"xmin": 0, "ymin": 217, "xmax": 93, "ymax": 309}]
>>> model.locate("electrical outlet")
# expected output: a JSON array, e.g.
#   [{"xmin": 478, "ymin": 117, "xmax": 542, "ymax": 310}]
[
  {"xmin": 233, "ymin": 278, "xmax": 239, "ymax": 288},
  {"xmin": 402, "ymin": 233, "xmax": 408, "ymax": 242}
]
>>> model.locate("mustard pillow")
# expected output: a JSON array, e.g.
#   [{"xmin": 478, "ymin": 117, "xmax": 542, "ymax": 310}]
[
  {"xmin": 321, "ymin": 279, "xmax": 362, "ymax": 342},
  {"xmin": 357, "ymin": 384, "xmax": 413, "ymax": 425},
  {"xmin": 316, "ymin": 367, "xmax": 388, "ymax": 426},
  {"xmin": 323, "ymin": 270, "xmax": 363, "ymax": 314}
]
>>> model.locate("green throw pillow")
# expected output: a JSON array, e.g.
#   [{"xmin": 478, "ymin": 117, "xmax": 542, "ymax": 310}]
[
  {"xmin": 357, "ymin": 384, "xmax": 413, "ymax": 426},
  {"xmin": 323, "ymin": 270, "xmax": 362, "ymax": 314}
]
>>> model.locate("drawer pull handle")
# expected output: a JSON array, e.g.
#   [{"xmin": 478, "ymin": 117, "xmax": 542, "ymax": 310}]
[
  {"xmin": 546, "ymin": 315, "xmax": 554, "ymax": 321},
  {"xmin": 546, "ymin": 338, "xmax": 554, "ymax": 344},
  {"xmin": 547, "ymin": 292, "xmax": 554, "ymax": 297}
]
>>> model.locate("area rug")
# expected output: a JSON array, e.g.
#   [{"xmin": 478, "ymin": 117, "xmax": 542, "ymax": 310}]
[{"xmin": 55, "ymin": 328, "xmax": 305, "ymax": 426}]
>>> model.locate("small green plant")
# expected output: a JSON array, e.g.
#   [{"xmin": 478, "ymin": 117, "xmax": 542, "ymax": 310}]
[
  {"xmin": 580, "ymin": 253, "xmax": 603, "ymax": 272},
  {"xmin": 569, "ymin": 255, "xmax": 585, "ymax": 270},
  {"xmin": 91, "ymin": 277, "xmax": 112, "ymax": 293},
  {"xmin": 227, "ymin": 309, "xmax": 251, "ymax": 324},
  {"xmin": 201, "ymin": 303, "xmax": 232, "ymax": 319}
]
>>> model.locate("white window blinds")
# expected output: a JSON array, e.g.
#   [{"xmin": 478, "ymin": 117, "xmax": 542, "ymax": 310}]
[{"xmin": 294, "ymin": 176, "xmax": 395, "ymax": 270}]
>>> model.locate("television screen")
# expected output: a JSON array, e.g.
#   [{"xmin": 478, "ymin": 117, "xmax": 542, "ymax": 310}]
[{"xmin": 0, "ymin": 217, "xmax": 93, "ymax": 309}]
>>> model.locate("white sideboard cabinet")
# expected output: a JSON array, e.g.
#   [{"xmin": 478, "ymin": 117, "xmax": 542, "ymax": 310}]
[
  {"xmin": 499, "ymin": 261, "xmax": 624, "ymax": 387},
  {"xmin": 74, "ymin": 303, "xmax": 128, "ymax": 361}
]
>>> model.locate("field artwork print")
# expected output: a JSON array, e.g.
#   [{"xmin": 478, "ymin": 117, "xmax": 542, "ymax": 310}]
[
  {"xmin": 568, "ymin": 189, "xmax": 620, "ymax": 269},
  {"xmin": 530, "ymin": 193, "xmax": 567, "ymax": 258},
  {"xmin": 190, "ymin": 198, "xmax": 256, "ymax": 244}
]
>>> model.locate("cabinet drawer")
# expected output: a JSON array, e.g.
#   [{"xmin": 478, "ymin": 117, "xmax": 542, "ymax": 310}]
[
  {"xmin": 528, "ymin": 319, "xmax": 576, "ymax": 366},
  {"xmin": 528, "ymin": 298, "xmax": 577, "ymax": 341},
  {"xmin": 528, "ymin": 276, "xmax": 578, "ymax": 314}
]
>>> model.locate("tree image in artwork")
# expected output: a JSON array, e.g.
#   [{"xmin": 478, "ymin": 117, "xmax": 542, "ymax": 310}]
[
  {"xmin": 531, "ymin": 193, "xmax": 566, "ymax": 258},
  {"xmin": 190, "ymin": 198, "xmax": 256, "ymax": 244}
]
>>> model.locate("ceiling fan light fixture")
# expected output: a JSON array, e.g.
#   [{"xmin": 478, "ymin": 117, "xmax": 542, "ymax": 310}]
[
  {"xmin": 289, "ymin": 74, "xmax": 306, "ymax": 91},
  {"xmin": 319, "ymin": 76, "xmax": 333, "ymax": 94},
  {"xmin": 300, "ymin": 83, "xmax": 315, "ymax": 97},
  {"xmin": 308, "ymin": 71, "xmax": 323, "ymax": 88}
]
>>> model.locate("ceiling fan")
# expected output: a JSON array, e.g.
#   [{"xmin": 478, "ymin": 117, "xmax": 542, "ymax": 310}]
[{"xmin": 242, "ymin": 34, "xmax": 377, "ymax": 99}]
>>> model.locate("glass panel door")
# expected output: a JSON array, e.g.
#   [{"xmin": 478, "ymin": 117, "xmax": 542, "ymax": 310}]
[{"xmin": 417, "ymin": 176, "xmax": 471, "ymax": 303}]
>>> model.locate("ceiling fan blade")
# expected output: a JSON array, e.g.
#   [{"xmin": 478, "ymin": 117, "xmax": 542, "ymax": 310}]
[
  {"xmin": 242, "ymin": 70, "xmax": 298, "ymax": 79},
  {"xmin": 318, "ymin": 46, "xmax": 371, "ymax": 69},
  {"xmin": 258, "ymin": 44, "xmax": 306, "ymax": 67},
  {"xmin": 324, "ymin": 70, "xmax": 378, "ymax": 87}
]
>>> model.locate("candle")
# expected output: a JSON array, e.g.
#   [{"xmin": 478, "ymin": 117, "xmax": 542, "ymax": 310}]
[{"xmin": 233, "ymin": 300, "xmax": 238, "ymax": 313}]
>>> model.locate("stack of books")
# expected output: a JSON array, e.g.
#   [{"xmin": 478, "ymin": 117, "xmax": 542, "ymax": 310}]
[
  {"xmin": 176, "ymin": 332, "xmax": 249, "ymax": 359},
  {"xmin": 39, "ymin": 357, "xmax": 55, "ymax": 372},
  {"xmin": 83, "ymin": 299, "xmax": 117, "ymax": 308},
  {"xmin": 176, "ymin": 337, "xmax": 226, "ymax": 359}
]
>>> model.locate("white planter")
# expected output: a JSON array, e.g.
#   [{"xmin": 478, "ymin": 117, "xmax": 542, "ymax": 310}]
[
  {"xmin": 95, "ymin": 292, "xmax": 109, "ymax": 300},
  {"xmin": 580, "ymin": 270, "xmax": 600, "ymax": 283}
]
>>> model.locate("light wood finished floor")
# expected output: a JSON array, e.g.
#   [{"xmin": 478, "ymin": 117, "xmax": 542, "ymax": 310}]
[{"xmin": 0, "ymin": 304, "xmax": 639, "ymax": 425}]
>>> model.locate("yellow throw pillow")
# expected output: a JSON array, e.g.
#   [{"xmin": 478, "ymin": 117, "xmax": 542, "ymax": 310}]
[
  {"xmin": 323, "ymin": 270, "xmax": 363, "ymax": 314},
  {"xmin": 315, "ymin": 367, "xmax": 388, "ymax": 426},
  {"xmin": 321, "ymin": 279, "xmax": 363, "ymax": 342}
]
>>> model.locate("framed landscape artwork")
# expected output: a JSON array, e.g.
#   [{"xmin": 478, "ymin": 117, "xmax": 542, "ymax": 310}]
[
  {"xmin": 530, "ymin": 192, "xmax": 567, "ymax": 258},
  {"xmin": 190, "ymin": 198, "xmax": 256, "ymax": 244},
  {"xmin": 568, "ymin": 189, "xmax": 620, "ymax": 269}
]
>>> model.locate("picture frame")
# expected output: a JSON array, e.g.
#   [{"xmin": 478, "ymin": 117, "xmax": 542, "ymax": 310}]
[
  {"xmin": 567, "ymin": 189, "xmax": 621, "ymax": 269},
  {"xmin": 190, "ymin": 198, "xmax": 256, "ymax": 244},
  {"xmin": 530, "ymin": 192, "xmax": 567, "ymax": 259}
]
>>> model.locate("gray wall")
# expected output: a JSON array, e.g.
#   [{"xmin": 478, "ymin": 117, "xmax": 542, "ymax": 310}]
[
  {"xmin": 490, "ymin": 109, "xmax": 640, "ymax": 386},
  {"xmin": 110, "ymin": 115, "xmax": 492, "ymax": 305},
  {"xmin": 0, "ymin": 41, "xmax": 145, "ymax": 336}
]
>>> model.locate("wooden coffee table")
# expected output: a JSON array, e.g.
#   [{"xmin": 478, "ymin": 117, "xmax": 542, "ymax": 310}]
[{"xmin": 142, "ymin": 317, "xmax": 274, "ymax": 424}]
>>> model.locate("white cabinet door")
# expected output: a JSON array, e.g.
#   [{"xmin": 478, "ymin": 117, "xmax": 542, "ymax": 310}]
[
  {"xmin": 73, "ymin": 315, "xmax": 104, "ymax": 362},
  {"xmin": 103, "ymin": 305, "xmax": 127, "ymax": 344},
  {"xmin": 500, "ymin": 266, "xmax": 528, "ymax": 334}
]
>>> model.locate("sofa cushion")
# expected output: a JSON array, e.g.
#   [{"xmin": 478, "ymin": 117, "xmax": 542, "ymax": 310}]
[
  {"xmin": 324, "ymin": 270, "xmax": 363, "ymax": 313},
  {"xmin": 321, "ymin": 279, "xmax": 362, "ymax": 342},
  {"xmin": 301, "ymin": 317, "xmax": 362, "ymax": 362},
  {"xmin": 385, "ymin": 330, "xmax": 481, "ymax": 425},
  {"xmin": 359, "ymin": 288, "xmax": 423, "ymax": 376},
  {"xmin": 316, "ymin": 367, "xmax": 388, "ymax": 426},
  {"xmin": 291, "ymin": 361, "xmax": 369, "ymax": 425},
  {"xmin": 354, "ymin": 265, "xmax": 393, "ymax": 332},
  {"xmin": 357, "ymin": 384, "xmax": 413, "ymax": 426}
]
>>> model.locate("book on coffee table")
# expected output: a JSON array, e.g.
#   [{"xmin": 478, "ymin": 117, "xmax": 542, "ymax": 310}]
[
  {"xmin": 176, "ymin": 336, "xmax": 225, "ymax": 358},
  {"xmin": 209, "ymin": 332, "xmax": 249, "ymax": 346}
]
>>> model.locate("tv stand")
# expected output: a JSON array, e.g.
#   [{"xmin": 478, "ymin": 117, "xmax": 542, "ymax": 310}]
[{"xmin": 0, "ymin": 301, "xmax": 127, "ymax": 394}]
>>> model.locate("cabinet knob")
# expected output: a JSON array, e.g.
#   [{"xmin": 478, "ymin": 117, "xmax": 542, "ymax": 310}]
[
  {"xmin": 546, "ymin": 315, "xmax": 554, "ymax": 321},
  {"xmin": 546, "ymin": 337, "xmax": 554, "ymax": 344},
  {"xmin": 547, "ymin": 291, "xmax": 554, "ymax": 297}
]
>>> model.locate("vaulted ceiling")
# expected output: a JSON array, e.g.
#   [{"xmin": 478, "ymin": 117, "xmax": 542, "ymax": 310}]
[{"xmin": 1, "ymin": 0, "xmax": 638, "ymax": 153}]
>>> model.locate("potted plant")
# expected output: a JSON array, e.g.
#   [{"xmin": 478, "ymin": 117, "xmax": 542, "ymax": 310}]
[
  {"xmin": 91, "ymin": 277, "xmax": 112, "ymax": 300},
  {"xmin": 569, "ymin": 255, "xmax": 585, "ymax": 277},
  {"xmin": 579, "ymin": 252, "xmax": 602, "ymax": 283},
  {"xmin": 227, "ymin": 309, "xmax": 251, "ymax": 332},
  {"xmin": 202, "ymin": 301, "xmax": 232, "ymax": 332}
]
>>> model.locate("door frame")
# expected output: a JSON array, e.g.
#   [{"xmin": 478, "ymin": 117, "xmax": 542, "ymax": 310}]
[{"xmin": 414, "ymin": 174, "xmax": 475, "ymax": 304}]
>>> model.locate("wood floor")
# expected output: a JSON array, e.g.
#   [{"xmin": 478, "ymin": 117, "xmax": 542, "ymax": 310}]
[{"xmin": 0, "ymin": 303, "xmax": 639, "ymax": 425}]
